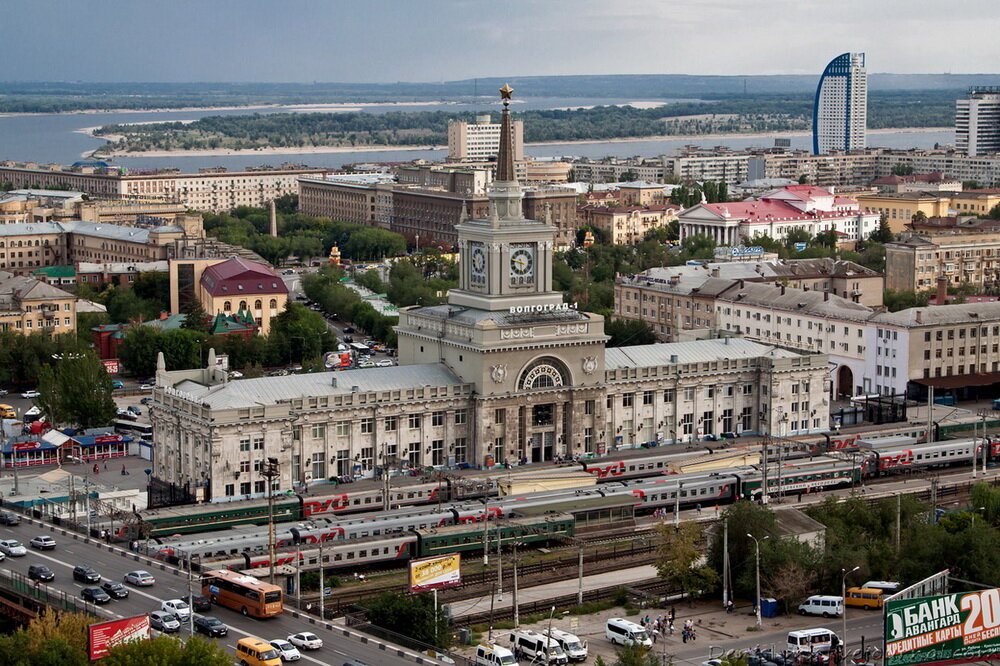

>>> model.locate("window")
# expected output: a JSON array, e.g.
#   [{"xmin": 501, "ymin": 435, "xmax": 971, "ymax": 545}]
[
  {"xmin": 336, "ymin": 421, "xmax": 350, "ymax": 437},
  {"xmin": 239, "ymin": 460, "xmax": 251, "ymax": 473},
  {"xmin": 225, "ymin": 483, "xmax": 235, "ymax": 497},
  {"xmin": 269, "ymin": 299, "xmax": 277, "ymax": 309},
  {"xmin": 684, "ymin": 387, "xmax": 695, "ymax": 401},
  {"xmin": 705, "ymin": 387, "xmax": 714, "ymax": 399},
  {"xmin": 408, "ymin": 414, "xmax": 421, "ymax": 429},
  {"xmin": 311, "ymin": 452, "xmax": 325, "ymax": 479},
  {"xmin": 495, "ymin": 408, "xmax": 506, "ymax": 423},
  {"xmin": 239, "ymin": 438, "xmax": 251, "ymax": 452},
  {"xmin": 431, "ymin": 411, "xmax": 444, "ymax": 426},
  {"xmin": 408, "ymin": 442, "xmax": 421, "ymax": 466},
  {"xmin": 384, "ymin": 416, "xmax": 397, "ymax": 432},
  {"xmin": 431, "ymin": 439, "xmax": 444, "ymax": 466},
  {"xmin": 642, "ymin": 391, "xmax": 654, "ymax": 405},
  {"xmin": 454, "ymin": 437, "xmax": 467, "ymax": 463},
  {"xmin": 622, "ymin": 393, "xmax": 634, "ymax": 407},
  {"xmin": 311, "ymin": 423, "xmax": 326, "ymax": 439},
  {"xmin": 743, "ymin": 383, "xmax": 753, "ymax": 395},
  {"xmin": 360, "ymin": 418, "xmax": 374, "ymax": 434},
  {"xmin": 455, "ymin": 409, "xmax": 468, "ymax": 425},
  {"xmin": 239, "ymin": 482, "xmax": 251, "ymax": 495},
  {"xmin": 584, "ymin": 427, "xmax": 594, "ymax": 451},
  {"xmin": 681, "ymin": 413, "xmax": 694, "ymax": 435},
  {"xmin": 663, "ymin": 389, "xmax": 675, "ymax": 403}
]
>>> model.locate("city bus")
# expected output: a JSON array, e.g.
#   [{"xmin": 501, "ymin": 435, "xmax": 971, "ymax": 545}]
[
  {"xmin": 114, "ymin": 420, "xmax": 153, "ymax": 439},
  {"xmin": 201, "ymin": 569, "xmax": 283, "ymax": 618}
]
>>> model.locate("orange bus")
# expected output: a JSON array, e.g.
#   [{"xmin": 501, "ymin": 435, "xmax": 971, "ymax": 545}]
[{"xmin": 202, "ymin": 569, "xmax": 283, "ymax": 618}]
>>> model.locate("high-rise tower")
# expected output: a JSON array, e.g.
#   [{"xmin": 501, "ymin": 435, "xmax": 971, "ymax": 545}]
[
  {"xmin": 956, "ymin": 88, "xmax": 1000, "ymax": 157},
  {"xmin": 813, "ymin": 53, "xmax": 868, "ymax": 155}
]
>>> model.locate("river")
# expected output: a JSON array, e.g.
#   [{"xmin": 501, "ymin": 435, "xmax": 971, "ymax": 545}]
[{"xmin": 0, "ymin": 98, "xmax": 954, "ymax": 172}]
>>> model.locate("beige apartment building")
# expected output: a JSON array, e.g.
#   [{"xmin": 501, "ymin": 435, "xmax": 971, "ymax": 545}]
[
  {"xmin": 0, "ymin": 162, "xmax": 326, "ymax": 212},
  {"xmin": 885, "ymin": 231, "xmax": 1000, "ymax": 292},
  {"xmin": 447, "ymin": 116, "xmax": 524, "ymax": 162},
  {"xmin": 853, "ymin": 191, "xmax": 955, "ymax": 234},
  {"xmin": 578, "ymin": 204, "xmax": 679, "ymax": 245},
  {"xmin": 949, "ymin": 190, "xmax": 1000, "ymax": 216},
  {"xmin": 0, "ymin": 271, "xmax": 77, "ymax": 334}
]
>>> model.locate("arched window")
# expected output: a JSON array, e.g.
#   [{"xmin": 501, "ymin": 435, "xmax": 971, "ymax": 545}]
[
  {"xmin": 239, "ymin": 300, "xmax": 247, "ymax": 311},
  {"xmin": 532, "ymin": 374, "xmax": 556, "ymax": 389},
  {"xmin": 223, "ymin": 301, "xmax": 231, "ymax": 311},
  {"xmin": 269, "ymin": 299, "xmax": 277, "ymax": 309},
  {"xmin": 254, "ymin": 299, "xmax": 262, "ymax": 310}
]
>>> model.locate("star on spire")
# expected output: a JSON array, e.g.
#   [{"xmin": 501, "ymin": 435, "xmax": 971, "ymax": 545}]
[{"xmin": 499, "ymin": 83, "xmax": 514, "ymax": 105}]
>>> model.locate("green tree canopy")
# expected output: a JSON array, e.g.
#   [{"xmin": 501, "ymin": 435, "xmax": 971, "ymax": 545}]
[
  {"xmin": 365, "ymin": 591, "xmax": 451, "ymax": 649},
  {"xmin": 37, "ymin": 350, "xmax": 117, "ymax": 429}
]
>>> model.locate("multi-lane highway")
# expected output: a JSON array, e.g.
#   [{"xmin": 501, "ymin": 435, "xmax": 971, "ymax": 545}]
[{"xmin": 0, "ymin": 517, "xmax": 440, "ymax": 665}]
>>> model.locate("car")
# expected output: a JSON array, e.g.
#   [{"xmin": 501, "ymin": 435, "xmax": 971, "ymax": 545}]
[
  {"xmin": 269, "ymin": 639, "xmax": 301, "ymax": 661},
  {"xmin": 190, "ymin": 593, "xmax": 212, "ymax": 612},
  {"xmin": 343, "ymin": 327, "xmax": 355, "ymax": 334},
  {"xmin": 0, "ymin": 510, "xmax": 21, "ymax": 526},
  {"xmin": 358, "ymin": 360, "xmax": 375, "ymax": 369},
  {"xmin": 139, "ymin": 384, "xmax": 155, "ymax": 391},
  {"xmin": 193, "ymin": 616, "xmax": 228, "ymax": 637},
  {"xmin": 116, "ymin": 408, "xmax": 137, "ymax": 421},
  {"xmin": 287, "ymin": 632, "xmax": 323, "ymax": 650},
  {"xmin": 228, "ymin": 371, "xmax": 243, "ymax": 379},
  {"xmin": 0, "ymin": 389, "xmax": 7, "ymax": 396},
  {"xmin": 0, "ymin": 551, "xmax": 6, "ymax": 562},
  {"xmin": 148, "ymin": 611, "xmax": 180, "ymax": 633},
  {"xmin": 100, "ymin": 581, "xmax": 129, "ymax": 599},
  {"xmin": 0, "ymin": 539, "xmax": 27, "ymax": 556},
  {"xmin": 127, "ymin": 405, "xmax": 141, "ymax": 416},
  {"xmin": 72, "ymin": 565, "xmax": 101, "ymax": 583},
  {"xmin": 20, "ymin": 390, "xmax": 40, "ymax": 399},
  {"xmin": 161, "ymin": 599, "xmax": 191, "ymax": 621},
  {"xmin": 282, "ymin": 269, "xmax": 295, "ymax": 275},
  {"xmin": 375, "ymin": 359, "xmax": 394, "ymax": 367},
  {"xmin": 124, "ymin": 570, "xmax": 155, "ymax": 586},
  {"xmin": 29, "ymin": 536, "xmax": 56, "ymax": 550},
  {"xmin": 81, "ymin": 587, "xmax": 111, "ymax": 605},
  {"xmin": 28, "ymin": 564, "xmax": 55, "ymax": 582},
  {"xmin": 111, "ymin": 380, "xmax": 124, "ymax": 390},
  {"xmin": 139, "ymin": 397, "xmax": 152, "ymax": 406}
]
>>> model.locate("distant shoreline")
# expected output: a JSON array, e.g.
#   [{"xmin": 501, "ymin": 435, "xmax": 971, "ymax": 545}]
[
  {"xmin": 80, "ymin": 126, "xmax": 953, "ymax": 159},
  {"xmin": 0, "ymin": 100, "xmax": 463, "ymax": 119}
]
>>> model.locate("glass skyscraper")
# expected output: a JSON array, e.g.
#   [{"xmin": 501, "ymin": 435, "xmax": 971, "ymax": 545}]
[{"xmin": 813, "ymin": 53, "xmax": 867, "ymax": 155}]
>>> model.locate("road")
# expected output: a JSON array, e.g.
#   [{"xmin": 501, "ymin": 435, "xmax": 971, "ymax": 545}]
[{"xmin": 0, "ymin": 519, "xmax": 439, "ymax": 665}]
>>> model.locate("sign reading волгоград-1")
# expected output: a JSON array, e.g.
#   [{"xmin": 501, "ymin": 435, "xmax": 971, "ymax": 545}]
[{"xmin": 885, "ymin": 590, "xmax": 1000, "ymax": 665}]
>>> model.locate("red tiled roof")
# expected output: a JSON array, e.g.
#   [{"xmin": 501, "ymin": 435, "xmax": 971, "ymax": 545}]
[
  {"xmin": 873, "ymin": 172, "xmax": 948, "ymax": 185},
  {"xmin": 200, "ymin": 257, "xmax": 287, "ymax": 298},
  {"xmin": 777, "ymin": 185, "xmax": 835, "ymax": 200}
]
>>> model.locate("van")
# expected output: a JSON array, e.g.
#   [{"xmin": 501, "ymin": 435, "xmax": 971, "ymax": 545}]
[
  {"xmin": 235, "ymin": 637, "xmax": 283, "ymax": 666},
  {"xmin": 543, "ymin": 628, "xmax": 588, "ymax": 662},
  {"xmin": 507, "ymin": 630, "xmax": 567, "ymax": 664},
  {"xmin": 787, "ymin": 628, "xmax": 839, "ymax": 654},
  {"xmin": 0, "ymin": 404, "xmax": 15, "ymax": 419},
  {"xmin": 862, "ymin": 580, "xmax": 901, "ymax": 594},
  {"xmin": 474, "ymin": 643, "xmax": 518, "ymax": 666},
  {"xmin": 798, "ymin": 595, "xmax": 844, "ymax": 618},
  {"xmin": 845, "ymin": 586, "xmax": 884, "ymax": 610},
  {"xmin": 605, "ymin": 618, "xmax": 652, "ymax": 648}
]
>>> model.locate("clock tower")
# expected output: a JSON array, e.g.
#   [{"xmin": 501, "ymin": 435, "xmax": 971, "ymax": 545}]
[{"xmin": 396, "ymin": 85, "xmax": 608, "ymax": 465}]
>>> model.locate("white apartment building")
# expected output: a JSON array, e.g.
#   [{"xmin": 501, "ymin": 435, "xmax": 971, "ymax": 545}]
[
  {"xmin": 813, "ymin": 52, "xmax": 868, "ymax": 155},
  {"xmin": 956, "ymin": 88, "xmax": 1000, "ymax": 157},
  {"xmin": 447, "ymin": 116, "xmax": 524, "ymax": 162}
]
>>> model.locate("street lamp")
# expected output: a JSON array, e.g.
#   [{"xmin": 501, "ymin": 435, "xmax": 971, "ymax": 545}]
[
  {"xmin": 747, "ymin": 533, "xmax": 769, "ymax": 627},
  {"xmin": 972, "ymin": 506, "xmax": 986, "ymax": 527},
  {"xmin": 674, "ymin": 482, "xmax": 685, "ymax": 528},
  {"xmin": 260, "ymin": 457, "xmax": 281, "ymax": 584},
  {"xmin": 842, "ymin": 566, "xmax": 860, "ymax": 658}
]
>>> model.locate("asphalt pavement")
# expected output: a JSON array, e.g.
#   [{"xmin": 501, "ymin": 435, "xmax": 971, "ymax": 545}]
[{"xmin": 0, "ymin": 517, "xmax": 440, "ymax": 665}]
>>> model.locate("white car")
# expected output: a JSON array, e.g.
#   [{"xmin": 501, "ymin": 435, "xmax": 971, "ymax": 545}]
[
  {"xmin": 269, "ymin": 639, "xmax": 301, "ymax": 661},
  {"xmin": 287, "ymin": 632, "xmax": 323, "ymax": 650},
  {"xmin": 21, "ymin": 390, "xmax": 40, "ymax": 399},
  {"xmin": 0, "ymin": 540, "xmax": 26, "ymax": 557},
  {"xmin": 161, "ymin": 599, "xmax": 191, "ymax": 621},
  {"xmin": 375, "ymin": 359, "xmax": 394, "ymax": 367},
  {"xmin": 124, "ymin": 570, "xmax": 156, "ymax": 586},
  {"xmin": 29, "ymin": 535, "xmax": 56, "ymax": 550},
  {"xmin": 139, "ymin": 383, "xmax": 155, "ymax": 390},
  {"xmin": 229, "ymin": 371, "xmax": 243, "ymax": 379}
]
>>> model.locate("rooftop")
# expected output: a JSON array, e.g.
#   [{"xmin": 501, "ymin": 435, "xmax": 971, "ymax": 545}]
[
  {"xmin": 605, "ymin": 337, "xmax": 802, "ymax": 371},
  {"xmin": 200, "ymin": 257, "xmax": 287, "ymax": 297},
  {"xmin": 872, "ymin": 302, "xmax": 1000, "ymax": 327},
  {"xmin": 711, "ymin": 279, "xmax": 874, "ymax": 321}
]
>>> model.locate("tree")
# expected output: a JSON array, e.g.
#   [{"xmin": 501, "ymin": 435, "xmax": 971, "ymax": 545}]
[
  {"xmin": 118, "ymin": 326, "xmax": 163, "ymax": 377},
  {"xmin": 761, "ymin": 538, "xmax": 820, "ymax": 614},
  {"xmin": 884, "ymin": 289, "xmax": 930, "ymax": 312},
  {"xmin": 274, "ymin": 193, "xmax": 299, "ymax": 215},
  {"xmin": 783, "ymin": 228, "xmax": 812, "ymax": 248},
  {"xmin": 268, "ymin": 302, "xmax": 333, "ymax": 365},
  {"xmin": 985, "ymin": 203, "xmax": 1000, "ymax": 221},
  {"xmin": 797, "ymin": 174, "xmax": 809, "ymax": 184},
  {"xmin": 24, "ymin": 609, "xmax": 91, "ymax": 655},
  {"xmin": 131, "ymin": 271, "xmax": 170, "ymax": 309},
  {"xmin": 605, "ymin": 318, "xmax": 657, "ymax": 347},
  {"xmin": 365, "ymin": 591, "xmax": 451, "ymax": 649},
  {"xmin": 869, "ymin": 217, "xmax": 895, "ymax": 244},
  {"xmin": 891, "ymin": 163, "xmax": 915, "ymax": 176},
  {"xmin": 655, "ymin": 521, "xmax": 719, "ymax": 598},
  {"xmin": 606, "ymin": 644, "xmax": 662, "ymax": 666},
  {"xmin": 708, "ymin": 501, "xmax": 777, "ymax": 599},
  {"xmin": 36, "ymin": 351, "xmax": 117, "ymax": 429},
  {"xmin": 180, "ymin": 297, "xmax": 210, "ymax": 333},
  {"xmin": 102, "ymin": 635, "xmax": 233, "ymax": 666},
  {"xmin": 911, "ymin": 210, "xmax": 928, "ymax": 225}
]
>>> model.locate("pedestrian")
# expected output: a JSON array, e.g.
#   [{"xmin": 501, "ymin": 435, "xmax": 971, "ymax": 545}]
[
  {"xmin": 715, "ymin": 505, "xmax": 719, "ymax": 515},
  {"xmin": 121, "ymin": 464, "xmax": 128, "ymax": 475},
  {"xmin": 696, "ymin": 503, "xmax": 702, "ymax": 514},
  {"xmin": 727, "ymin": 599, "xmax": 735, "ymax": 614},
  {"xmin": 93, "ymin": 463, "xmax": 99, "ymax": 474},
  {"xmin": 668, "ymin": 621, "xmax": 674, "ymax": 636},
  {"xmin": 669, "ymin": 606, "xmax": 675, "ymax": 623},
  {"xmin": 103, "ymin": 461, "xmax": 108, "ymax": 471},
  {"xmin": 682, "ymin": 629, "xmax": 688, "ymax": 643}
]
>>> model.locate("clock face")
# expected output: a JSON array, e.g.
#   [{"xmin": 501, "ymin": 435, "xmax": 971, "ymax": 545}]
[
  {"xmin": 509, "ymin": 246, "xmax": 535, "ymax": 284},
  {"xmin": 470, "ymin": 246, "xmax": 487, "ymax": 286}
]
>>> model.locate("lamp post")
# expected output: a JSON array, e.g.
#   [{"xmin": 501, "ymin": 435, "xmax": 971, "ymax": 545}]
[
  {"xmin": 260, "ymin": 457, "xmax": 281, "ymax": 584},
  {"xmin": 674, "ymin": 482, "xmax": 685, "ymax": 528},
  {"xmin": 972, "ymin": 506, "xmax": 986, "ymax": 527},
  {"xmin": 841, "ymin": 566, "xmax": 860, "ymax": 658},
  {"xmin": 747, "ymin": 533, "xmax": 769, "ymax": 627}
]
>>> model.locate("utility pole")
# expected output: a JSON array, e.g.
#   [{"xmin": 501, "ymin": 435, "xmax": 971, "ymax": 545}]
[
  {"xmin": 260, "ymin": 457, "xmax": 281, "ymax": 584},
  {"xmin": 295, "ymin": 549, "xmax": 302, "ymax": 610},
  {"xmin": 895, "ymin": 492, "xmax": 901, "ymax": 552},
  {"xmin": 512, "ymin": 541, "xmax": 520, "ymax": 628},
  {"xmin": 747, "ymin": 534, "xmax": 768, "ymax": 627},
  {"xmin": 318, "ymin": 537, "xmax": 325, "ymax": 619},
  {"xmin": 722, "ymin": 520, "xmax": 730, "ymax": 608},
  {"xmin": 577, "ymin": 544, "xmax": 584, "ymax": 606},
  {"xmin": 842, "ymin": 566, "xmax": 860, "ymax": 658},
  {"xmin": 761, "ymin": 434, "xmax": 770, "ymax": 505},
  {"xmin": 84, "ymin": 478, "xmax": 92, "ymax": 536},
  {"xmin": 187, "ymin": 556, "xmax": 194, "ymax": 638}
]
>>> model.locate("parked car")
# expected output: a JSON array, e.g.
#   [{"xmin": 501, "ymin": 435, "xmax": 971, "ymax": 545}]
[
  {"xmin": 116, "ymin": 408, "xmax": 137, "ymax": 421},
  {"xmin": 0, "ymin": 389, "xmax": 7, "ymax": 396},
  {"xmin": 140, "ymin": 397, "xmax": 152, "ymax": 406},
  {"xmin": 269, "ymin": 639, "xmax": 301, "ymax": 662},
  {"xmin": 161, "ymin": 599, "xmax": 191, "ymax": 622},
  {"xmin": 0, "ymin": 510, "xmax": 21, "ymax": 526},
  {"xmin": 139, "ymin": 384, "xmax": 155, "ymax": 391},
  {"xmin": 124, "ymin": 570, "xmax": 155, "ymax": 586},
  {"xmin": 375, "ymin": 359, "xmax": 394, "ymax": 367},
  {"xmin": 287, "ymin": 632, "xmax": 323, "ymax": 650},
  {"xmin": 343, "ymin": 327, "xmax": 355, "ymax": 334},
  {"xmin": 29, "ymin": 536, "xmax": 56, "ymax": 550},
  {"xmin": 127, "ymin": 405, "xmax": 142, "ymax": 416},
  {"xmin": 190, "ymin": 594, "xmax": 212, "ymax": 612},
  {"xmin": 72, "ymin": 565, "xmax": 101, "ymax": 583},
  {"xmin": 20, "ymin": 390, "xmax": 40, "ymax": 399},
  {"xmin": 28, "ymin": 564, "xmax": 55, "ymax": 582},
  {"xmin": 281, "ymin": 269, "xmax": 295, "ymax": 275},
  {"xmin": 193, "ymin": 616, "xmax": 228, "ymax": 637},
  {"xmin": 0, "ymin": 539, "xmax": 27, "ymax": 556},
  {"xmin": 100, "ymin": 581, "xmax": 129, "ymax": 599},
  {"xmin": 81, "ymin": 587, "xmax": 111, "ymax": 605},
  {"xmin": 228, "ymin": 371, "xmax": 243, "ymax": 379},
  {"xmin": 148, "ymin": 611, "xmax": 180, "ymax": 633},
  {"xmin": 111, "ymin": 380, "xmax": 124, "ymax": 390}
]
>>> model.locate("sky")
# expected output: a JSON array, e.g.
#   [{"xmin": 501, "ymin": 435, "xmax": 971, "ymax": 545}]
[{"xmin": 5, "ymin": 0, "xmax": 1000, "ymax": 82}]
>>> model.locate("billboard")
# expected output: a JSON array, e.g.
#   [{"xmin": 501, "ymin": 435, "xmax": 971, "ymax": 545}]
[
  {"xmin": 88, "ymin": 615, "xmax": 151, "ymax": 660},
  {"xmin": 409, "ymin": 553, "xmax": 461, "ymax": 592},
  {"xmin": 101, "ymin": 359, "xmax": 120, "ymax": 375},
  {"xmin": 885, "ymin": 590, "xmax": 1000, "ymax": 665}
]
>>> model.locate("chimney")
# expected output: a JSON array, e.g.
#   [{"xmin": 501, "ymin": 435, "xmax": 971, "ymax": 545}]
[
  {"xmin": 269, "ymin": 199, "xmax": 278, "ymax": 237},
  {"xmin": 331, "ymin": 377, "xmax": 338, "ymax": 388},
  {"xmin": 711, "ymin": 267, "xmax": 720, "ymax": 278},
  {"xmin": 936, "ymin": 276, "xmax": 947, "ymax": 305},
  {"xmin": 780, "ymin": 285, "xmax": 786, "ymax": 296},
  {"xmin": 824, "ymin": 291, "xmax": 830, "ymax": 301},
  {"xmin": 915, "ymin": 310, "xmax": 923, "ymax": 324},
  {"xmin": 160, "ymin": 311, "xmax": 169, "ymax": 320}
]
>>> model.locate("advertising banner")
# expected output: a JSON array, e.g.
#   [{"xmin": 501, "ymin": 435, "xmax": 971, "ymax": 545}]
[
  {"xmin": 409, "ymin": 553, "xmax": 461, "ymax": 592},
  {"xmin": 88, "ymin": 615, "xmax": 151, "ymax": 660},
  {"xmin": 101, "ymin": 359, "xmax": 120, "ymax": 375},
  {"xmin": 885, "ymin": 590, "xmax": 1000, "ymax": 665}
]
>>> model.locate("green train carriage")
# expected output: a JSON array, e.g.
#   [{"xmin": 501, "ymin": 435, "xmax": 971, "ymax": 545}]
[{"xmin": 415, "ymin": 512, "xmax": 575, "ymax": 558}]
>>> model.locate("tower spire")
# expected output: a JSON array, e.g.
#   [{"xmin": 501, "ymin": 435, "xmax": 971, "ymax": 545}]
[{"xmin": 496, "ymin": 83, "xmax": 516, "ymax": 182}]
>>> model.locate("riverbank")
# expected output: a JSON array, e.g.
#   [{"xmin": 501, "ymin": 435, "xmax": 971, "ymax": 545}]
[{"xmin": 81, "ymin": 125, "xmax": 954, "ymax": 159}]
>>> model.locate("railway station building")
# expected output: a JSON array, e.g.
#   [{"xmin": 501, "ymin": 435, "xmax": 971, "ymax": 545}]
[{"xmin": 150, "ymin": 91, "xmax": 831, "ymax": 502}]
